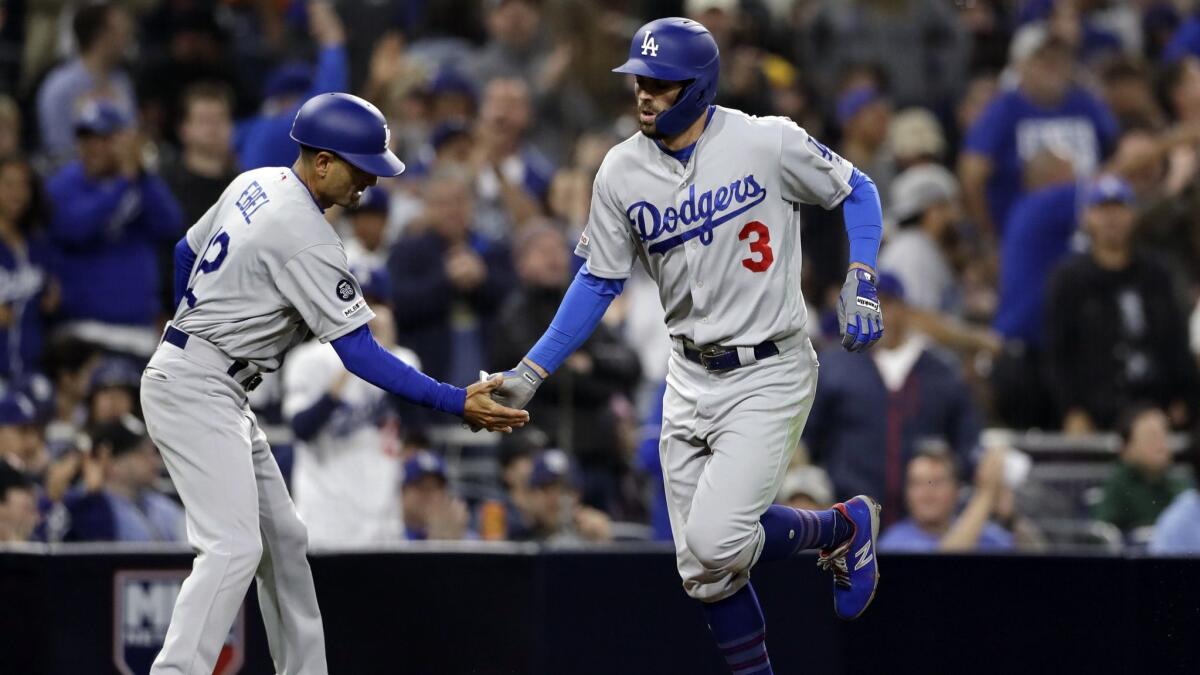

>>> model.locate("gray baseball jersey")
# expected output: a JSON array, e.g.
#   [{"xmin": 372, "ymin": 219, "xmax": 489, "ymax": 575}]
[
  {"xmin": 173, "ymin": 166, "xmax": 375, "ymax": 371},
  {"xmin": 575, "ymin": 106, "xmax": 854, "ymax": 347}
]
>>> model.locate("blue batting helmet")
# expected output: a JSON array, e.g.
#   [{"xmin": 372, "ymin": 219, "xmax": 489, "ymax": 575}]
[
  {"xmin": 290, "ymin": 93, "xmax": 406, "ymax": 177},
  {"xmin": 613, "ymin": 17, "xmax": 720, "ymax": 137}
]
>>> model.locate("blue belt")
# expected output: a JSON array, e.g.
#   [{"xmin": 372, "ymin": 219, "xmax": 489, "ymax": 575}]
[
  {"xmin": 682, "ymin": 340, "xmax": 779, "ymax": 372},
  {"xmin": 162, "ymin": 326, "xmax": 263, "ymax": 391}
]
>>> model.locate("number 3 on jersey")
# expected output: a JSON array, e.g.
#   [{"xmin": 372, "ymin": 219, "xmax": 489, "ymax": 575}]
[
  {"xmin": 739, "ymin": 221, "xmax": 774, "ymax": 273},
  {"xmin": 183, "ymin": 231, "xmax": 231, "ymax": 308}
]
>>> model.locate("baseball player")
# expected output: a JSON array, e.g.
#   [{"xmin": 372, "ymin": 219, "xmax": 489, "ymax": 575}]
[
  {"xmin": 140, "ymin": 92, "xmax": 528, "ymax": 675},
  {"xmin": 490, "ymin": 19, "xmax": 885, "ymax": 674}
]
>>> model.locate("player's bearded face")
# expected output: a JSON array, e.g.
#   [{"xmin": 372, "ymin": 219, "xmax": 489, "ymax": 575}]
[{"xmin": 634, "ymin": 76, "xmax": 686, "ymax": 139}]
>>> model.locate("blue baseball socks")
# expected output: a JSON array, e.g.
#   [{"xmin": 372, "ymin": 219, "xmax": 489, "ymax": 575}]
[
  {"xmin": 703, "ymin": 584, "xmax": 772, "ymax": 675},
  {"xmin": 758, "ymin": 504, "xmax": 853, "ymax": 561}
]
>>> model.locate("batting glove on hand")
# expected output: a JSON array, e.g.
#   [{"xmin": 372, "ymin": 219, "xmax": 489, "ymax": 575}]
[
  {"xmin": 837, "ymin": 268, "xmax": 884, "ymax": 352},
  {"xmin": 490, "ymin": 360, "xmax": 544, "ymax": 411}
]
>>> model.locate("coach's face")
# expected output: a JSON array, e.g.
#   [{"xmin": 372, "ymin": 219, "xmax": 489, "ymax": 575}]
[
  {"xmin": 634, "ymin": 76, "xmax": 685, "ymax": 139},
  {"xmin": 314, "ymin": 152, "xmax": 378, "ymax": 209}
]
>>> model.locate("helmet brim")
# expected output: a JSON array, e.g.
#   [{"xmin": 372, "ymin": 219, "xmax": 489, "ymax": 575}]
[
  {"xmin": 612, "ymin": 57, "xmax": 695, "ymax": 83},
  {"xmin": 340, "ymin": 149, "xmax": 407, "ymax": 177}
]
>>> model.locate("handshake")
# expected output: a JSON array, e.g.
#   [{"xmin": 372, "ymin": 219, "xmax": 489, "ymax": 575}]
[{"xmin": 464, "ymin": 360, "xmax": 546, "ymax": 434}]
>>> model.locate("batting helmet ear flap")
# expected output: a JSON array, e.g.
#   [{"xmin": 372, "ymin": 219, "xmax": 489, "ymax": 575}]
[{"xmin": 613, "ymin": 17, "xmax": 720, "ymax": 137}]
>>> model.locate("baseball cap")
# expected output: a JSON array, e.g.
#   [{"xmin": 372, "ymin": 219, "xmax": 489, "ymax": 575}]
[
  {"xmin": 889, "ymin": 108, "xmax": 946, "ymax": 163},
  {"xmin": 777, "ymin": 466, "xmax": 834, "ymax": 506},
  {"xmin": 685, "ymin": 0, "xmax": 739, "ymax": 15},
  {"xmin": 402, "ymin": 451, "xmax": 447, "ymax": 487},
  {"xmin": 88, "ymin": 415, "xmax": 148, "ymax": 458},
  {"xmin": 349, "ymin": 186, "xmax": 389, "ymax": 215},
  {"xmin": 836, "ymin": 86, "xmax": 884, "ymax": 127},
  {"xmin": 889, "ymin": 164, "xmax": 959, "ymax": 224},
  {"xmin": 263, "ymin": 63, "xmax": 313, "ymax": 101},
  {"xmin": 88, "ymin": 357, "xmax": 143, "ymax": 395},
  {"xmin": 74, "ymin": 101, "xmax": 131, "ymax": 137},
  {"xmin": 529, "ymin": 449, "xmax": 575, "ymax": 489},
  {"xmin": 0, "ymin": 394, "xmax": 36, "ymax": 427},
  {"xmin": 428, "ymin": 69, "xmax": 477, "ymax": 101},
  {"xmin": 875, "ymin": 271, "xmax": 906, "ymax": 302},
  {"xmin": 1084, "ymin": 174, "xmax": 1135, "ymax": 207},
  {"xmin": 430, "ymin": 121, "xmax": 472, "ymax": 151}
]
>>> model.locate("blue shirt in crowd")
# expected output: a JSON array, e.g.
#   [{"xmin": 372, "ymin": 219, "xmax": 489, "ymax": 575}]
[
  {"xmin": 236, "ymin": 46, "xmax": 348, "ymax": 171},
  {"xmin": 964, "ymin": 87, "xmax": 1117, "ymax": 232},
  {"xmin": 879, "ymin": 518, "xmax": 1014, "ymax": 552},
  {"xmin": 46, "ymin": 163, "xmax": 184, "ymax": 326},
  {"xmin": 993, "ymin": 182, "xmax": 1080, "ymax": 345},
  {"xmin": 0, "ymin": 234, "xmax": 53, "ymax": 379},
  {"xmin": 64, "ymin": 488, "xmax": 187, "ymax": 543},
  {"xmin": 1149, "ymin": 489, "xmax": 1200, "ymax": 555}
]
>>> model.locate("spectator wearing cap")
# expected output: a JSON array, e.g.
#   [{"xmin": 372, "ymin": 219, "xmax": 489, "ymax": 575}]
[
  {"xmin": 989, "ymin": 151, "xmax": 1080, "ymax": 429},
  {"xmin": 520, "ymin": 449, "xmax": 612, "ymax": 544},
  {"xmin": 804, "ymin": 273, "xmax": 983, "ymax": 525},
  {"xmin": 35, "ymin": 2, "xmax": 137, "ymax": 167},
  {"xmin": 836, "ymin": 86, "xmax": 896, "ymax": 200},
  {"xmin": 0, "ymin": 394, "xmax": 43, "ymax": 476},
  {"xmin": 400, "ymin": 450, "xmax": 471, "ymax": 541},
  {"xmin": 1095, "ymin": 404, "xmax": 1192, "ymax": 536},
  {"xmin": 343, "ymin": 186, "xmax": 391, "ymax": 277},
  {"xmin": 40, "ymin": 338, "xmax": 99, "ymax": 460},
  {"xmin": 46, "ymin": 102, "xmax": 184, "ymax": 355},
  {"xmin": 1044, "ymin": 176, "xmax": 1199, "ymax": 433},
  {"xmin": 0, "ymin": 155, "xmax": 58, "ymax": 381},
  {"xmin": 1150, "ymin": 435, "xmax": 1200, "ymax": 555},
  {"xmin": 87, "ymin": 357, "xmax": 142, "ymax": 425},
  {"xmin": 235, "ymin": 1, "xmax": 348, "ymax": 171},
  {"xmin": 428, "ymin": 69, "xmax": 479, "ymax": 126},
  {"xmin": 61, "ymin": 415, "xmax": 185, "ymax": 542},
  {"xmin": 878, "ymin": 164, "xmax": 963, "ymax": 315},
  {"xmin": 389, "ymin": 168, "xmax": 515, "ymax": 388},
  {"xmin": 959, "ymin": 34, "xmax": 1118, "ymax": 236},
  {"xmin": 776, "ymin": 465, "xmax": 834, "ymax": 512},
  {"xmin": 490, "ymin": 222, "xmax": 641, "ymax": 513},
  {"xmin": 889, "ymin": 108, "xmax": 948, "ymax": 171},
  {"xmin": 285, "ymin": 306, "xmax": 416, "ymax": 549},
  {"xmin": 0, "ymin": 459, "xmax": 38, "ymax": 542},
  {"xmin": 878, "ymin": 447, "xmax": 1014, "ymax": 553}
]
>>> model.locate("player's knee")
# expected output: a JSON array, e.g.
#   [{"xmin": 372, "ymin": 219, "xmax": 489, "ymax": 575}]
[
  {"xmin": 684, "ymin": 519, "xmax": 750, "ymax": 573},
  {"xmin": 215, "ymin": 531, "xmax": 264, "ymax": 576}
]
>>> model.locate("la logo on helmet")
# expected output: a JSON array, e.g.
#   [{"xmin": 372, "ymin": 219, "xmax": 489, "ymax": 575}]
[{"xmin": 640, "ymin": 31, "xmax": 659, "ymax": 57}]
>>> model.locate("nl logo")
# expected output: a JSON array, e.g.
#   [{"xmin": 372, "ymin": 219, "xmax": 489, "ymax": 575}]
[{"xmin": 114, "ymin": 570, "xmax": 245, "ymax": 675}]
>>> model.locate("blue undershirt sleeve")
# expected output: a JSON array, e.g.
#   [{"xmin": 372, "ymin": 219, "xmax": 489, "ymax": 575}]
[
  {"xmin": 332, "ymin": 324, "xmax": 466, "ymax": 416},
  {"xmin": 173, "ymin": 236, "xmax": 197, "ymax": 309},
  {"xmin": 843, "ymin": 168, "xmax": 883, "ymax": 270},
  {"xmin": 525, "ymin": 265, "xmax": 625, "ymax": 374},
  {"xmin": 290, "ymin": 394, "xmax": 340, "ymax": 442}
]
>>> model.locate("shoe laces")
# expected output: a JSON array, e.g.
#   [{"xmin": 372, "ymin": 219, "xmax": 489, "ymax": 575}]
[{"xmin": 817, "ymin": 542, "xmax": 852, "ymax": 590}]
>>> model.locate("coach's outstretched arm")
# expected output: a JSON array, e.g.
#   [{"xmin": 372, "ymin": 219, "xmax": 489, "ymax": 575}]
[
  {"xmin": 331, "ymin": 324, "xmax": 529, "ymax": 433},
  {"xmin": 489, "ymin": 264, "xmax": 624, "ymax": 410},
  {"xmin": 836, "ymin": 167, "xmax": 885, "ymax": 352}
]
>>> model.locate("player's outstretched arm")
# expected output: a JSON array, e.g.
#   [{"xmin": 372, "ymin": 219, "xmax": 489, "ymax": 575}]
[
  {"xmin": 332, "ymin": 324, "xmax": 528, "ymax": 433},
  {"xmin": 489, "ymin": 264, "xmax": 624, "ymax": 410},
  {"xmin": 837, "ymin": 168, "xmax": 885, "ymax": 352}
]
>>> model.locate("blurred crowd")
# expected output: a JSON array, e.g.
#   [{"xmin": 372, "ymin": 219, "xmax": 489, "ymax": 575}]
[{"xmin": 1, "ymin": 0, "xmax": 1200, "ymax": 556}]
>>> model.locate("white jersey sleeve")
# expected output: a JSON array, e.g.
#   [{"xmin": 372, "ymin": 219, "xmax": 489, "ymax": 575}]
[
  {"xmin": 778, "ymin": 118, "xmax": 855, "ymax": 209},
  {"xmin": 185, "ymin": 200, "xmax": 220, "ymax": 252},
  {"xmin": 275, "ymin": 244, "xmax": 376, "ymax": 343},
  {"xmin": 574, "ymin": 161, "xmax": 638, "ymax": 279}
]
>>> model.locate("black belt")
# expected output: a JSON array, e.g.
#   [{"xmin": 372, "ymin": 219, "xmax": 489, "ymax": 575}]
[
  {"xmin": 682, "ymin": 340, "xmax": 779, "ymax": 372},
  {"xmin": 162, "ymin": 326, "xmax": 263, "ymax": 391}
]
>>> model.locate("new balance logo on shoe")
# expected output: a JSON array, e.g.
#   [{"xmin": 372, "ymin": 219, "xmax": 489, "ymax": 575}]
[{"xmin": 854, "ymin": 540, "xmax": 874, "ymax": 571}]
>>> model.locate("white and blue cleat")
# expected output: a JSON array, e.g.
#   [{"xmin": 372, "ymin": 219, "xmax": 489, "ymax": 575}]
[{"xmin": 817, "ymin": 495, "xmax": 881, "ymax": 621}]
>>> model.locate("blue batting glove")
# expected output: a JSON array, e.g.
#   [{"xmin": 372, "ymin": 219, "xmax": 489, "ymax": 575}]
[{"xmin": 837, "ymin": 269, "xmax": 884, "ymax": 352}]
